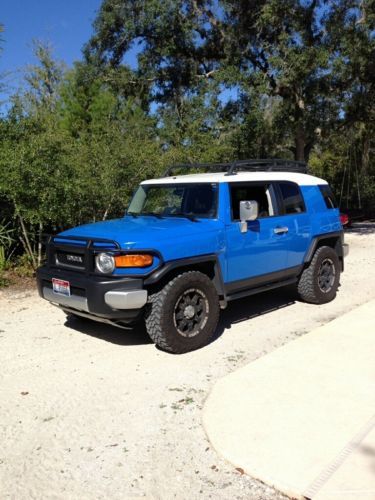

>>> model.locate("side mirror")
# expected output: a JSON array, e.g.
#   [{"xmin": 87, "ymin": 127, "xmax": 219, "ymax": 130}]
[{"xmin": 239, "ymin": 200, "xmax": 259, "ymax": 233}]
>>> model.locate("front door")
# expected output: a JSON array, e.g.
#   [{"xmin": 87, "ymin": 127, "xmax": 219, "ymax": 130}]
[{"xmin": 225, "ymin": 181, "xmax": 291, "ymax": 286}]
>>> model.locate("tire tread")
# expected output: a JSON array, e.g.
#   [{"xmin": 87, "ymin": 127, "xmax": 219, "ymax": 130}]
[
  {"xmin": 297, "ymin": 246, "xmax": 340, "ymax": 304},
  {"xmin": 145, "ymin": 271, "xmax": 219, "ymax": 353}
]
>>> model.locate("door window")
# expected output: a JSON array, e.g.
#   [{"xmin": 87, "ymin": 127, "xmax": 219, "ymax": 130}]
[{"xmin": 230, "ymin": 183, "xmax": 277, "ymax": 220}]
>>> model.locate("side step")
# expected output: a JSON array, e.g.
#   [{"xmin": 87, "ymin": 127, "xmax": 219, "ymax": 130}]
[{"xmin": 226, "ymin": 277, "xmax": 297, "ymax": 302}]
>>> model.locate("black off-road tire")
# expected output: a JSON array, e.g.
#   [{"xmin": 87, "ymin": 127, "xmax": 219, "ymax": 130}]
[
  {"xmin": 144, "ymin": 271, "xmax": 220, "ymax": 353},
  {"xmin": 297, "ymin": 246, "xmax": 340, "ymax": 304}
]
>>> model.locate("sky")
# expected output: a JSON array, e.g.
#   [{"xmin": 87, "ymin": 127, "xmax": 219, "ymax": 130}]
[
  {"xmin": 0, "ymin": 0, "xmax": 102, "ymax": 99},
  {"xmin": 0, "ymin": 0, "xmax": 237, "ymax": 110}
]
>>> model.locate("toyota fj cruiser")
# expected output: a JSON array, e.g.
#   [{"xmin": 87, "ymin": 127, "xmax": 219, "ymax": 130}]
[{"xmin": 37, "ymin": 159, "xmax": 348, "ymax": 353}]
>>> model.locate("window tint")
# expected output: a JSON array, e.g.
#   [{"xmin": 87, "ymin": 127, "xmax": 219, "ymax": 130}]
[
  {"xmin": 128, "ymin": 183, "xmax": 218, "ymax": 218},
  {"xmin": 230, "ymin": 183, "xmax": 274, "ymax": 220},
  {"xmin": 319, "ymin": 185, "xmax": 337, "ymax": 209},
  {"xmin": 278, "ymin": 182, "xmax": 305, "ymax": 214}
]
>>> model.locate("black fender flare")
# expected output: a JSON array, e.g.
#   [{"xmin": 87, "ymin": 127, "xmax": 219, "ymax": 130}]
[
  {"xmin": 304, "ymin": 231, "xmax": 345, "ymax": 268},
  {"xmin": 144, "ymin": 254, "xmax": 226, "ymax": 299}
]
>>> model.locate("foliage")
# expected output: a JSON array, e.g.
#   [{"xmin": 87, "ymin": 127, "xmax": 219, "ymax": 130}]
[
  {"xmin": 0, "ymin": 1, "xmax": 374, "ymax": 281},
  {"xmin": 0, "ymin": 218, "xmax": 14, "ymax": 248},
  {"xmin": 0, "ymin": 218, "xmax": 15, "ymax": 271},
  {"xmin": 12, "ymin": 253, "xmax": 35, "ymax": 278}
]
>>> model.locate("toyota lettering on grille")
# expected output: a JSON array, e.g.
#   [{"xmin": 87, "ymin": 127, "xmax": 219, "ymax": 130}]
[{"xmin": 66, "ymin": 255, "xmax": 83, "ymax": 263}]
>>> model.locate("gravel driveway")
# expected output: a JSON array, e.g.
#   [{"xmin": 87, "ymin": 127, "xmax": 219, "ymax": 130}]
[{"xmin": 1, "ymin": 224, "xmax": 374, "ymax": 500}]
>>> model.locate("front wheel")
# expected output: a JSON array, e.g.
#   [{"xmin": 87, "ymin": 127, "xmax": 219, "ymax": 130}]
[
  {"xmin": 297, "ymin": 246, "xmax": 341, "ymax": 304},
  {"xmin": 145, "ymin": 271, "xmax": 220, "ymax": 353}
]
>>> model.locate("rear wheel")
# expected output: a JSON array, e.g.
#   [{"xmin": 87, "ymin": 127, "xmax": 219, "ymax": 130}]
[
  {"xmin": 297, "ymin": 246, "xmax": 340, "ymax": 304},
  {"xmin": 145, "ymin": 271, "xmax": 220, "ymax": 353}
]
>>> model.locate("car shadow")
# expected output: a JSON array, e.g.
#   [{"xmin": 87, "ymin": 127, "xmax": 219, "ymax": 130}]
[
  {"xmin": 214, "ymin": 285, "xmax": 297, "ymax": 340},
  {"xmin": 64, "ymin": 315, "xmax": 153, "ymax": 346},
  {"xmin": 64, "ymin": 285, "xmax": 297, "ymax": 348}
]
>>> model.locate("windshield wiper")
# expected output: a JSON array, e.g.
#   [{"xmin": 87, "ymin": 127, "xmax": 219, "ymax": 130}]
[
  {"xmin": 170, "ymin": 212, "xmax": 198, "ymax": 222},
  {"xmin": 127, "ymin": 211, "xmax": 139, "ymax": 218},
  {"xmin": 139, "ymin": 211, "xmax": 165, "ymax": 219}
]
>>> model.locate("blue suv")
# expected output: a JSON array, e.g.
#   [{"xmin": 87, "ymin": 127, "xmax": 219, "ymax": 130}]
[{"xmin": 36, "ymin": 159, "xmax": 348, "ymax": 353}]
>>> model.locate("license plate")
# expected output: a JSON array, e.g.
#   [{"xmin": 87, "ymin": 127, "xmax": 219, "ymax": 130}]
[{"xmin": 52, "ymin": 278, "xmax": 71, "ymax": 297}]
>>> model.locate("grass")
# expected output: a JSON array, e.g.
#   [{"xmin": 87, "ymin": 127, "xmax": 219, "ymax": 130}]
[
  {"xmin": 0, "ymin": 274, "xmax": 9, "ymax": 287},
  {"xmin": 0, "ymin": 268, "xmax": 36, "ymax": 290},
  {"xmin": 0, "ymin": 254, "xmax": 36, "ymax": 289}
]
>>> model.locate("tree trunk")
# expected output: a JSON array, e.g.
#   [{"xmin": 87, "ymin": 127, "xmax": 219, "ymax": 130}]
[
  {"xmin": 37, "ymin": 222, "xmax": 43, "ymax": 267},
  {"xmin": 103, "ymin": 205, "xmax": 111, "ymax": 220},
  {"xmin": 362, "ymin": 135, "xmax": 370, "ymax": 174},
  {"xmin": 295, "ymin": 124, "xmax": 306, "ymax": 162},
  {"xmin": 17, "ymin": 213, "xmax": 37, "ymax": 269}
]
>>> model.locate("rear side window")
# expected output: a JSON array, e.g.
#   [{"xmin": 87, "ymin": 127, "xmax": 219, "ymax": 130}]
[
  {"xmin": 319, "ymin": 185, "xmax": 337, "ymax": 209},
  {"xmin": 277, "ymin": 182, "xmax": 305, "ymax": 214}
]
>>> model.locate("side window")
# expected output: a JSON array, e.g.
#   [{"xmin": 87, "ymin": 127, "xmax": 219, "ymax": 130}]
[
  {"xmin": 230, "ymin": 183, "xmax": 276, "ymax": 220},
  {"xmin": 319, "ymin": 185, "xmax": 337, "ymax": 209},
  {"xmin": 277, "ymin": 182, "xmax": 305, "ymax": 214}
]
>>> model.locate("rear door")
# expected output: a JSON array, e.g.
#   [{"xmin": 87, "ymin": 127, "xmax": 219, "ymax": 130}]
[{"xmin": 274, "ymin": 181, "xmax": 312, "ymax": 268}]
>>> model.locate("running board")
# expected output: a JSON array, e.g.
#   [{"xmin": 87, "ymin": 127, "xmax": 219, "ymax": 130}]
[{"xmin": 226, "ymin": 277, "xmax": 297, "ymax": 302}]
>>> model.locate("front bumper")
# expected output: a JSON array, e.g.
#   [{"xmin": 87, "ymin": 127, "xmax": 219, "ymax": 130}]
[{"xmin": 36, "ymin": 266, "xmax": 147, "ymax": 324}]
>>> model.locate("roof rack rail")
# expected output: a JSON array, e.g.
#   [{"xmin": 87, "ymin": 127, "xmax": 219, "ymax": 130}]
[
  {"xmin": 161, "ymin": 158, "xmax": 307, "ymax": 177},
  {"xmin": 162, "ymin": 161, "xmax": 231, "ymax": 178}
]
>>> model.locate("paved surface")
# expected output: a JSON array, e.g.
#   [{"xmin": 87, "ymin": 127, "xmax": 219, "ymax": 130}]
[{"xmin": 203, "ymin": 300, "xmax": 375, "ymax": 499}]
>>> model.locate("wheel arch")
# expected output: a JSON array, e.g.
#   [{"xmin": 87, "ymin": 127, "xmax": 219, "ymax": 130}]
[
  {"xmin": 304, "ymin": 232, "xmax": 344, "ymax": 270},
  {"xmin": 144, "ymin": 255, "xmax": 226, "ymax": 301}
]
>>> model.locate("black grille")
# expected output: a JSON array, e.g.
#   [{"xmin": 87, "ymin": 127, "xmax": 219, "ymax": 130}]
[
  {"xmin": 56, "ymin": 251, "xmax": 85, "ymax": 269},
  {"xmin": 44, "ymin": 234, "xmax": 120, "ymax": 274}
]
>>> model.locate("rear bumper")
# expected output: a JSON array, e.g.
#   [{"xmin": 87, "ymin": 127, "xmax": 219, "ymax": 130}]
[{"xmin": 36, "ymin": 266, "xmax": 147, "ymax": 324}]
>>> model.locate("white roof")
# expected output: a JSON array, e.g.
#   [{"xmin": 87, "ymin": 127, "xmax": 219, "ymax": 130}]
[{"xmin": 141, "ymin": 171, "xmax": 327, "ymax": 186}]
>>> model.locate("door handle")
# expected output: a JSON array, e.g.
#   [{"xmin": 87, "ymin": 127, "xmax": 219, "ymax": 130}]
[{"xmin": 274, "ymin": 226, "xmax": 289, "ymax": 234}]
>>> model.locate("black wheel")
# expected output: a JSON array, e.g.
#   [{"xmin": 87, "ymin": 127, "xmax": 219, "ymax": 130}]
[
  {"xmin": 297, "ymin": 246, "xmax": 340, "ymax": 304},
  {"xmin": 145, "ymin": 271, "xmax": 220, "ymax": 353}
]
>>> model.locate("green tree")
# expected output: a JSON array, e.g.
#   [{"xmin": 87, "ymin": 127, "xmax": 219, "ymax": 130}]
[
  {"xmin": 85, "ymin": 1, "xmax": 241, "ymax": 164},
  {"xmin": 328, "ymin": 0, "xmax": 375, "ymax": 172},
  {"xmin": 85, "ymin": 1, "xmax": 350, "ymax": 162},
  {"xmin": 0, "ymin": 42, "xmax": 71, "ymax": 267},
  {"xmin": 84, "ymin": 0, "xmax": 223, "ymax": 96},
  {"xmin": 59, "ymin": 66, "xmax": 164, "ymax": 221},
  {"xmin": 221, "ymin": 0, "xmax": 346, "ymax": 161}
]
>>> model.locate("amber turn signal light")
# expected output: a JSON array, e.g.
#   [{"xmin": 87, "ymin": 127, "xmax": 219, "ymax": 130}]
[{"xmin": 114, "ymin": 254, "xmax": 153, "ymax": 268}]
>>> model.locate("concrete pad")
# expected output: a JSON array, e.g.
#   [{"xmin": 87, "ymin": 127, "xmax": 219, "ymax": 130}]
[
  {"xmin": 312, "ymin": 422, "xmax": 375, "ymax": 500},
  {"xmin": 203, "ymin": 300, "xmax": 375, "ymax": 499}
]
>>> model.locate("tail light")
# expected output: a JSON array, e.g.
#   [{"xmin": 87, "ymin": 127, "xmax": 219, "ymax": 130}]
[{"xmin": 340, "ymin": 213, "xmax": 349, "ymax": 226}]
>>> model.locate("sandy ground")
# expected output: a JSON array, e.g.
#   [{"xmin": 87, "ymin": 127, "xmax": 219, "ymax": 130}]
[{"xmin": 1, "ymin": 223, "xmax": 374, "ymax": 500}]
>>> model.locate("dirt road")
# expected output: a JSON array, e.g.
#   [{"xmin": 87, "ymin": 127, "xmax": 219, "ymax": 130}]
[{"xmin": 1, "ymin": 224, "xmax": 374, "ymax": 500}]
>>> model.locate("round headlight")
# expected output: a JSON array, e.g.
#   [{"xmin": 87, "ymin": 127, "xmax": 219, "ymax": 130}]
[{"xmin": 96, "ymin": 253, "xmax": 115, "ymax": 274}]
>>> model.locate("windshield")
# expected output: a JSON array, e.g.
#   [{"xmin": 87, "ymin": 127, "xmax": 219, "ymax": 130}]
[{"xmin": 127, "ymin": 183, "xmax": 218, "ymax": 219}]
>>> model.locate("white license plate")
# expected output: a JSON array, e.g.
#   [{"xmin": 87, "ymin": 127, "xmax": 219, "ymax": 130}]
[{"xmin": 52, "ymin": 278, "xmax": 71, "ymax": 297}]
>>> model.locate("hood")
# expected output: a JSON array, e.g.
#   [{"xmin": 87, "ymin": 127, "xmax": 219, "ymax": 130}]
[{"xmin": 59, "ymin": 216, "xmax": 224, "ymax": 259}]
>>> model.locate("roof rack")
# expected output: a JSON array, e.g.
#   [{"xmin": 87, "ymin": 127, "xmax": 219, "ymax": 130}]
[{"xmin": 161, "ymin": 158, "xmax": 307, "ymax": 177}]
